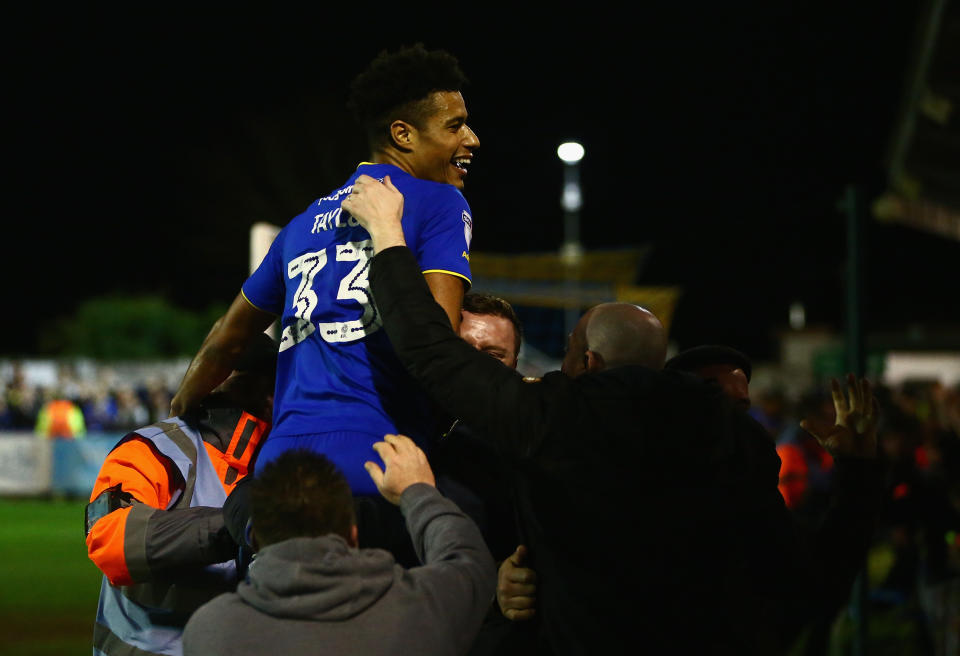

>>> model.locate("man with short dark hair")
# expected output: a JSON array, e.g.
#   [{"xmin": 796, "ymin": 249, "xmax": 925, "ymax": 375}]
[
  {"xmin": 170, "ymin": 43, "xmax": 480, "ymax": 496},
  {"xmin": 182, "ymin": 438, "xmax": 495, "ymax": 656},
  {"xmin": 248, "ymin": 448, "xmax": 357, "ymax": 547},
  {"xmin": 433, "ymin": 291, "xmax": 524, "ymax": 561},
  {"xmin": 459, "ymin": 292, "xmax": 523, "ymax": 369}
]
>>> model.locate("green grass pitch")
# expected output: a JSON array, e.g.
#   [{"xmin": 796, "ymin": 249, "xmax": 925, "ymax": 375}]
[
  {"xmin": 0, "ymin": 498, "xmax": 101, "ymax": 655},
  {"xmin": 0, "ymin": 499, "xmax": 935, "ymax": 655}
]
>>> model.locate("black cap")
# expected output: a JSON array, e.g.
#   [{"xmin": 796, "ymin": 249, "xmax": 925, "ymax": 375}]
[
  {"xmin": 664, "ymin": 344, "xmax": 752, "ymax": 382},
  {"xmin": 234, "ymin": 332, "xmax": 279, "ymax": 377}
]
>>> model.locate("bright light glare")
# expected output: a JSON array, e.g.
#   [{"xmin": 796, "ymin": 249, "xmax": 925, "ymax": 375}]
[
  {"xmin": 562, "ymin": 183, "xmax": 582, "ymax": 211},
  {"xmin": 557, "ymin": 142, "xmax": 585, "ymax": 163}
]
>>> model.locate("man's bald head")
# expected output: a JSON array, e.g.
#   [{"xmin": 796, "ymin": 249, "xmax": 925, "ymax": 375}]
[{"xmin": 561, "ymin": 303, "xmax": 667, "ymax": 377}]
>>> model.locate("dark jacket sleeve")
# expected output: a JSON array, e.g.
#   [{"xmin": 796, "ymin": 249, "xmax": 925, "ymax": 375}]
[
  {"xmin": 142, "ymin": 506, "xmax": 237, "ymax": 576},
  {"xmin": 370, "ymin": 246, "xmax": 563, "ymax": 458}
]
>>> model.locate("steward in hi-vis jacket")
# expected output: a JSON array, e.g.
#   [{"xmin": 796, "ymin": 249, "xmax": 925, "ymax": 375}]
[{"xmin": 85, "ymin": 334, "xmax": 276, "ymax": 656}]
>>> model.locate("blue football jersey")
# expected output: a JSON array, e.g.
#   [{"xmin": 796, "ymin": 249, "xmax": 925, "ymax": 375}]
[{"xmin": 242, "ymin": 163, "xmax": 473, "ymax": 445}]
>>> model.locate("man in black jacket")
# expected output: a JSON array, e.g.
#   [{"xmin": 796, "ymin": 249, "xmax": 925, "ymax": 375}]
[{"xmin": 342, "ymin": 175, "xmax": 881, "ymax": 655}]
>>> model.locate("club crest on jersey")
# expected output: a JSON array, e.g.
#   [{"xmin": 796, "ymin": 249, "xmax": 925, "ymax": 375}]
[{"xmin": 462, "ymin": 211, "xmax": 473, "ymax": 248}]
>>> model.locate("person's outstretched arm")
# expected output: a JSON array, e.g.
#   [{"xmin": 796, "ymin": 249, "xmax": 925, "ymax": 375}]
[
  {"xmin": 776, "ymin": 375, "xmax": 883, "ymax": 641},
  {"xmin": 366, "ymin": 434, "xmax": 496, "ymax": 654},
  {"xmin": 344, "ymin": 175, "xmax": 560, "ymax": 458}
]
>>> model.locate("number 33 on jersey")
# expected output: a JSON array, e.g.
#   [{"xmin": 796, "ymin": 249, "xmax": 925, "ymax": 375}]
[{"xmin": 280, "ymin": 240, "xmax": 380, "ymax": 351}]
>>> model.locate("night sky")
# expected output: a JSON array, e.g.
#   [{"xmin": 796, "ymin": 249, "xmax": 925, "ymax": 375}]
[{"xmin": 7, "ymin": 3, "xmax": 958, "ymax": 361}]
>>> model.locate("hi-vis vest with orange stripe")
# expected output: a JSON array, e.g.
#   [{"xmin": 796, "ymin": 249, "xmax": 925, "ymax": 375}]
[{"xmin": 92, "ymin": 414, "xmax": 264, "ymax": 656}]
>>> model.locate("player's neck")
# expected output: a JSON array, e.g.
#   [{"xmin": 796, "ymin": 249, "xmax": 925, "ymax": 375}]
[{"xmin": 370, "ymin": 150, "xmax": 414, "ymax": 177}]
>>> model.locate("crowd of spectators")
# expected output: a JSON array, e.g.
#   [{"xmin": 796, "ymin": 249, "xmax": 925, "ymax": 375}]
[
  {"xmin": 751, "ymin": 377, "xmax": 960, "ymax": 654},
  {"xmin": 0, "ymin": 361, "xmax": 177, "ymax": 436}
]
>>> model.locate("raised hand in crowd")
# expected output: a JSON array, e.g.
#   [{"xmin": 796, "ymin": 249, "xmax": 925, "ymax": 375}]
[
  {"xmin": 365, "ymin": 433, "xmax": 436, "ymax": 505},
  {"xmin": 497, "ymin": 544, "xmax": 537, "ymax": 621},
  {"xmin": 800, "ymin": 373, "xmax": 878, "ymax": 459}
]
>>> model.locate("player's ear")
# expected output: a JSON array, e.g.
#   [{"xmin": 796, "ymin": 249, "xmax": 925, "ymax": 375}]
[{"xmin": 389, "ymin": 120, "xmax": 415, "ymax": 151}]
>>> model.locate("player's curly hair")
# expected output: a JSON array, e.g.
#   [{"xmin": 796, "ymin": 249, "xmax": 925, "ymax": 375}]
[
  {"xmin": 251, "ymin": 449, "xmax": 355, "ymax": 547},
  {"xmin": 347, "ymin": 43, "xmax": 469, "ymax": 150}
]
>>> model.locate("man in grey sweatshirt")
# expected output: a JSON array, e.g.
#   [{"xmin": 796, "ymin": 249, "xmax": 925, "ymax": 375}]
[{"xmin": 182, "ymin": 434, "xmax": 496, "ymax": 656}]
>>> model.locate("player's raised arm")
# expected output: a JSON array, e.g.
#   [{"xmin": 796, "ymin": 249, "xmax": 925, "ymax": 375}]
[{"xmin": 170, "ymin": 292, "xmax": 276, "ymax": 416}]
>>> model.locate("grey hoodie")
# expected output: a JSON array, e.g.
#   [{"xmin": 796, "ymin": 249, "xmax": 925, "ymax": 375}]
[{"xmin": 182, "ymin": 483, "xmax": 495, "ymax": 656}]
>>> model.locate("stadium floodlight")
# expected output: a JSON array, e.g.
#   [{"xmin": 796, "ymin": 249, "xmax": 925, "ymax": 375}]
[
  {"xmin": 557, "ymin": 141, "xmax": 585, "ymax": 163},
  {"xmin": 557, "ymin": 140, "xmax": 586, "ymax": 237},
  {"xmin": 557, "ymin": 141, "xmax": 585, "ymax": 249},
  {"xmin": 557, "ymin": 141, "xmax": 585, "ymax": 340}
]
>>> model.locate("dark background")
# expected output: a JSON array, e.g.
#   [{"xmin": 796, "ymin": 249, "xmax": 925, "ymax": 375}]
[{"xmin": 6, "ymin": 2, "xmax": 957, "ymax": 361}]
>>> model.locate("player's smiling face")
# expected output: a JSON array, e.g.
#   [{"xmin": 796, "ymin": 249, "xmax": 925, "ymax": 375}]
[{"xmin": 409, "ymin": 91, "xmax": 479, "ymax": 189}]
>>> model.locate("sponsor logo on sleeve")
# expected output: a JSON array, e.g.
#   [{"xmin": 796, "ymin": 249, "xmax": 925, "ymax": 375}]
[{"xmin": 462, "ymin": 211, "xmax": 473, "ymax": 248}]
